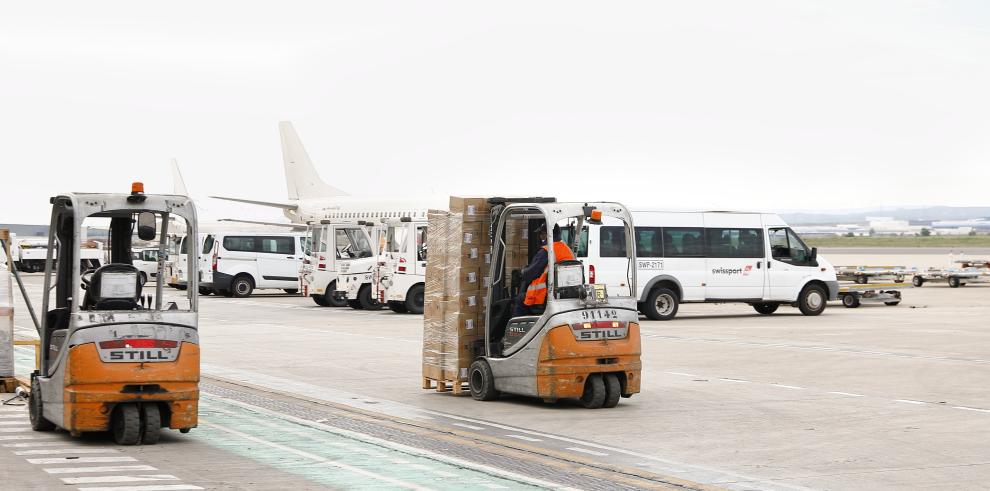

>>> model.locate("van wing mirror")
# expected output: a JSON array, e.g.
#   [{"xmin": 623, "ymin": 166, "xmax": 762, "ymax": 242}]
[
  {"xmin": 137, "ymin": 212, "xmax": 157, "ymax": 241},
  {"xmin": 810, "ymin": 247, "xmax": 818, "ymax": 263}
]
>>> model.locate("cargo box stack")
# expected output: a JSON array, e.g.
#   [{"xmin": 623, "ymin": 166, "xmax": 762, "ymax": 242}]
[{"xmin": 422, "ymin": 197, "xmax": 492, "ymax": 394}]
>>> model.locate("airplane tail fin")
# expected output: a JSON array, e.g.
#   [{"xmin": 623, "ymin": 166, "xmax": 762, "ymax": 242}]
[
  {"xmin": 170, "ymin": 159, "xmax": 189, "ymax": 196},
  {"xmin": 279, "ymin": 121, "xmax": 348, "ymax": 201}
]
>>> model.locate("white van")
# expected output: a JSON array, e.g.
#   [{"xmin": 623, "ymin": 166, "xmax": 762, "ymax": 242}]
[
  {"xmin": 131, "ymin": 247, "xmax": 161, "ymax": 286},
  {"xmin": 578, "ymin": 211, "xmax": 838, "ymax": 320},
  {"xmin": 202, "ymin": 232, "xmax": 306, "ymax": 297}
]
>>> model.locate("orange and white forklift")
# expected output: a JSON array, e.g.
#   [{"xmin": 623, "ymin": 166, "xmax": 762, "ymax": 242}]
[
  {"xmin": 27, "ymin": 183, "xmax": 200, "ymax": 444},
  {"xmin": 469, "ymin": 201, "xmax": 642, "ymax": 408}
]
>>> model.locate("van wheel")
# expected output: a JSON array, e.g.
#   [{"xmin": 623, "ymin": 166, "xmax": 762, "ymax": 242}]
[
  {"xmin": 283, "ymin": 289, "xmax": 299, "ymax": 295},
  {"xmin": 948, "ymin": 276, "xmax": 961, "ymax": 288},
  {"xmin": 842, "ymin": 294, "xmax": 860, "ymax": 308},
  {"xmin": 358, "ymin": 285, "xmax": 383, "ymax": 310},
  {"xmin": 469, "ymin": 360, "xmax": 500, "ymax": 401},
  {"xmin": 404, "ymin": 284, "xmax": 425, "ymax": 315},
  {"xmin": 140, "ymin": 404, "xmax": 161, "ymax": 445},
  {"xmin": 580, "ymin": 374, "xmax": 606, "ymax": 409},
  {"xmin": 29, "ymin": 376, "xmax": 55, "ymax": 431},
  {"xmin": 798, "ymin": 284, "xmax": 827, "ymax": 315},
  {"xmin": 231, "ymin": 275, "xmax": 254, "ymax": 298},
  {"xmin": 325, "ymin": 282, "xmax": 347, "ymax": 307},
  {"xmin": 138, "ymin": 272, "xmax": 147, "ymax": 287},
  {"xmin": 912, "ymin": 276, "xmax": 924, "ymax": 287},
  {"xmin": 602, "ymin": 373, "xmax": 621, "ymax": 408},
  {"xmin": 753, "ymin": 303, "xmax": 779, "ymax": 315},
  {"xmin": 112, "ymin": 404, "xmax": 141, "ymax": 445},
  {"xmin": 644, "ymin": 287, "xmax": 678, "ymax": 321}
]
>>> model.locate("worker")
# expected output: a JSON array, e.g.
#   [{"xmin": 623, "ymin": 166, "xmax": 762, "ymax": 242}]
[{"xmin": 514, "ymin": 223, "xmax": 575, "ymax": 316}]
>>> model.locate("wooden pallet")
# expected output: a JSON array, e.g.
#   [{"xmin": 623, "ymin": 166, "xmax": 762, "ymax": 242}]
[{"xmin": 422, "ymin": 365, "xmax": 468, "ymax": 395}]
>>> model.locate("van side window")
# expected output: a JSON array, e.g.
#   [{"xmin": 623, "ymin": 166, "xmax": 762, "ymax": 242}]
[
  {"xmin": 258, "ymin": 237, "xmax": 294, "ymax": 254},
  {"xmin": 769, "ymin": 228, "xmax": 812, "ymax": 264},
  {"xmin": 705, "ymin": 228, "xmax": 764, "ymax": 258},
  {"xmin": 223, "ymin": 236, "xmax": 256, "ymax": 252},
  {"xmin": 202, "ymin": 235, "xmax": 215, "ymax": 255},
  {"xmin": 663, "ymin": 228, "xmax": 705, "ymax": 257},
  {"xmin": 635, "ymin": 227, "xmax": 663, "ymax": 258},
  {"xmin": 599, "ymin": 226, "xmax": 626, "ymax": 258}
]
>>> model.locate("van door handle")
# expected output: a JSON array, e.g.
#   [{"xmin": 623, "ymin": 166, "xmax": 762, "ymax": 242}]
[
  {"xmin": 286, "ymin": 256, "xmax": 295, "ymax": 259},
  {"xmin": 756, "ymin": 261, "xmax": 761, "ymax": 269}
]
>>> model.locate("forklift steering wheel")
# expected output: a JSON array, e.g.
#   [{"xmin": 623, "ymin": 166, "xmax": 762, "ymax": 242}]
[{"xmin": 80, "ymin": 269, "xmax": 98, "ymax": 289}]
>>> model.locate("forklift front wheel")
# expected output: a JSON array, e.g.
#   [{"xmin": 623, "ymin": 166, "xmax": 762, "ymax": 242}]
[
  {"xmin": 112, "ymin": 404, "xmax": 141, "ymax": 445},
  {"xmin": 29, "ymin": 376, "xmax": 55, "ymax": 432},
  {"xmin": 469, "ymin": 360, "xmax": 500, "ymax": 401},
  {"xmin": 579, "ymin": 374, "xmax": 606, "ymax": 409}
]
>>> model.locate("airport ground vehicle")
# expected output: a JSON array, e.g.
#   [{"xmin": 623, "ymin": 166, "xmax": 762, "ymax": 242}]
[
  {"xmin": 201, "ymin": 232, "xmax": 306, "ymax": 297},
  {"xmin": 301, "ymin": 220, "xmax": 376, "ymax": 307},
  {"xmin": 132, "ymin": 247, "xmax": 161, "ymax": 286},
  {"xmin": 912, "ymin": 267, "xmax": 990, "ymax": 288},
  {"xmin": 837, "ymin": 282, "xmax": 908, "ymax": 308},
  {"xmin": 26, "ymin": 184, "xmax": 200, "ymax": 445},
  {"xmin": 469, "ymin": 200, "xmax": 641, "ymax": 407},
  {"xmin": 376, "ymin": 217, "xmax": 428, "ymax": 314},
  {"xmin": 334, "ymin": 223, "xmax": 387, "ymax": 309},
  {"xmin": 13, "ymin": 235, "xmax": 105, "ymax": 273},
  {"xmin": 165, "ymin": 233, "xmax": 207, "ymax": 291},
  {"xmin": 835, "ymin": 265, "xmax": 909, "ymax": 284},
  {"xmin": 578, "ymin": 211, "xmax": 838, "ymax": 320}
]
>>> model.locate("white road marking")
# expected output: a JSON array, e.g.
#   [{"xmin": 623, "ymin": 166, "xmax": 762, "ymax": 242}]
[
  {"xmin": 3, "ymin": 441, "xmax": 70, "ymax": 448},
  {"xmin": 504, "ymin": 434, "xmax": 542, "ymax": 442},
  {"xmin": 828, "ymin": 391, "xmax": 865, "ymax": 397},
  {"xmin": 0, "ymin": 434, "xmax": 59, "ymax": 441},
  {"xmin": 0, "ymin": 421, "xmax": 29, "ymax": 425},
  {"xmin": 770, "ymin": 384, "xmax": 806, "ymax": 390},
  {"xmin": 0, "ymin": 427, "xmax": 32, "ymax": 433},
  {"xmin": 452, "ymin": 422, "xmax": 484, "ymax": 430},
  {"xmin": 27, "ymin": 456, "xmax": 137, "ymax": 465},
  {"xmin": 953, "ymin": 406, "xmax": 990, "ymax": 413},
  {"xmin": 203, "ymin": 420, "xmax": 434, "ymax": 491},
  {"xmin": 894, "ymin": 399, "xmax": 928, "ymax": 405},
  {"xmin": 61, "ymin": 475, "xmax": 179, "ymax": 485},
  {"xmin": 566, "ymin": 447, "xmax": 609, "ymax": 456},
  {"xmin": 0, "ymin": 414, "xmax": 26, "ymax": 418},
  {"xmin": 16, "ymin": 448, "xmax": 118, "ymax": 455},
  {"xmin": 664, "ymin": 372, "xmax": 697, "ymax": 377},
  {"xmin": 78, "ymin": 486, "xmax": 202, "ymax": 491},
  {"xmin": 718, "ymin": 378, "xmax": 750, "ymax": 383},
  {"xmin": 44, "ymin": 464, "xmax": 159, "ymax": 474}
]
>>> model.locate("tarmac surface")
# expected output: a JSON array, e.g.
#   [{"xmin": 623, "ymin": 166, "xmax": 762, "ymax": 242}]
[{"xmin": 2, "ymin": 255, "xmax": 988, "ymax": 490}]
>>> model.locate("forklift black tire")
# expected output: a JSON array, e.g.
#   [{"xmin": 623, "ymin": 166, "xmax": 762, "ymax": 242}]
[
  {"xmin": 643, "ymin": 287, "xmax": 679, "ymax": 321},
  {"xmin": 325, "ymin": 282, "xmax": 348, "ymax": 307},
  {"xmin": 948, "ymin": 276, "xmax": 961, "ymax": 288},
  {"xmin": 141, "ymin": 404, "xmax": 161, "ymax": 445},
  {"xmin": 231, "ymin": 275, "xmax": 254, "ymax": 298},
  {"xmin": 358, "ymin": 285, "xmax": 383, "ymax": 310},
  {"xmin": 347, "ymin": 300, "xmax": 363, "ymax": 309},
  {"xmin": 388, "ymin": 301, "xmax": 408, "ymax": 313},
  {"xmin": 842, "ymin": 294, "xmax": 860, "ymax": 308},
  {"xmin": 798, "ymin": 284, "xmax": 827, "ymax": 316},
  {"xmin": 138, "ymin": 272, "xmax": 148, "ymax": 287},
  {"xmin": 753, "ymin": 303, "xmax": 779, "ymax": 315},
  {"xmin": 283, "ymin": 289, "xmax": 298, "ymax": 295},
  {"xmin": 112, "ymin": 404, "xmax": 141, "ymax": 445},
  {"xmin": 912, "ymin": 276, "xmax": 924, "ymax": 287},
  {"xmin": 29, "ymin": 376, "xmax": 55, "ymax": 432},
  {"xmin": 404, "ymin": 284, "xmax": 425, "ymax": 315},
  {"xmin": 179, "ymin": 428, "xmax": 191, "ymax": 434},
  {"xmin": 198, "ymin": 287, "xmax": 212, "ymax": 296},
  {"xmin": 580, "ymin": 374, "xmax": 606, "ymax": 409},
  {"xmin": 602, "ymin": 373, "xmax": 621, "ymax": 408},
  {"xmin": 469, "ymin": 360, "xmax": 500, "ymax": 401}
]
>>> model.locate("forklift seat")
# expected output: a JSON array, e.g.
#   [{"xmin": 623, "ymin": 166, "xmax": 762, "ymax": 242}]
[{"xmin": 84, "ymin": 264, "xmax": 142, "ymax": 310}]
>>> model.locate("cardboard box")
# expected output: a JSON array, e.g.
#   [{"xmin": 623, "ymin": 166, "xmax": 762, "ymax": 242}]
[
  {"xmin": 449, "ymin": 197, "xmax": 491, "ymax": 222},
  {"xmin": 444, "ymin": 267, "xmax": 481, "ymax": 294}
]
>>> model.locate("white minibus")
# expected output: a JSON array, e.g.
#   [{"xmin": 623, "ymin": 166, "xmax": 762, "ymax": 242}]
[{"xmin": 202, "ymin": 232, "xmax": 307, "ymax": 297}]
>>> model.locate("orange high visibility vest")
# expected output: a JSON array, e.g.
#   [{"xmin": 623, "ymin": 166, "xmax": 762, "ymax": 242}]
[{"xmin": 523, "ymin": 241, "xmax": 576, "ymax": 306}]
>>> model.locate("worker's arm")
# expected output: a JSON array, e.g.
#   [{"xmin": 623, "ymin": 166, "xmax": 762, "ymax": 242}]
[{"xmin": 521, "ymin": 249, "xmax": 548, "ymax": 284}]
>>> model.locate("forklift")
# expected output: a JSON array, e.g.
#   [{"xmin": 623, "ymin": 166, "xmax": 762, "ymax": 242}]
[
  {"xmin": 27, "ymin": 183, "xmax": 200, "ymax": 444},
  {"xmin": 469, "ymin": 200, "xmax": 642, "ymax": 408}
]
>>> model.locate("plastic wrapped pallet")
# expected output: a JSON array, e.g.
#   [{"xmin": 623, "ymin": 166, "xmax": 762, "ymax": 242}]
[{"xmin": 0, "ymin": 247, "xmax": 13, "ymax": 379}]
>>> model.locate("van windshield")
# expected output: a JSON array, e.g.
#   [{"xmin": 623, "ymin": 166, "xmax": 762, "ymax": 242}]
[{"xmin": 336, "ymin": 228, "xmax": 373, "ymax": 259}]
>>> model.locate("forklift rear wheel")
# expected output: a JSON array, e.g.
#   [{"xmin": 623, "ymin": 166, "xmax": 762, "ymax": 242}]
[
  {"xmin": 141, "ymin": 404, "xmax": 161, "ymax": 445},
  {"xmin": 29, "ymin": 377, "xmax": 55, "ymax": 431},
  {"xmin": 580, "ymin": 374, "xmax": 606, "ymax": 409},
  {"xmin": 231, "ymin": 275, "xmax": 254, "ymax": 298},
  {"xmin": 752, "ymin": 303, "xmax": 779, "ymax": 315},
  {"xmin": 326, "ymin": 282, "xmax": 348, "ymax": 307},
  {"xmin": 948, "ymin": 276, "xmax": 961, "ymax": 288},
  {"xmin": 912, "ymin": 276, "xmax": 924, "ymax": 287},
  {"xmin": 469, "ymin": 360, "xmax": 500, "ymax": 401},
  {"xmin": 112, "ymin": 404, "xmax": 141, "ymax": 445},
  {"xmin": 842, "ymin": 294, "xmax": 860, "ymax": 308},
  {"xmin": 198, "ymin": 287, "xmax": 212, "ymax": 295},
  {"xmin": 404, "ymin": 284, "xmax": 425, "ymax": 315},
  {"xmin": 179, "ymin": 428, "xmax": 191, "ymax": 434},
  {"xmin": 388, "ymin": 301, "xmax": 408, "ymax": 313},
  {"xmin": 358, "ymin": 285, "xmax": 383, "ymax": 310},
  {"xmin": 602, "ymin": 373, "xmax": 621, "ymax": 408}
]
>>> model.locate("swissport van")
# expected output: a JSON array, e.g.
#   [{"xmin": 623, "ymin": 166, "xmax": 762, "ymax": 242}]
[
  {"xmin": 202, "ymin": 232, "xmax": 306, "ymax": 297},
  {"xmin": 579, "ymin": 211, "xmax": 838, "ymax": 320}
]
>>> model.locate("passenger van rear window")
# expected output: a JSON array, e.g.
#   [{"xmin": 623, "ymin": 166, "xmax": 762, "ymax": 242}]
[
  {"xmin": 259, "ymin": 237, "xmax": 295, "ymax": 255},
  {"xmin": 224, "ymin": 236, "xmax": 295, "ymax": 254},
  {"xmin": 202, "ymin": 235, "xmax": 215, "ymax": 254},
  {"xmin": 599, "ymin": 227, "xmax": 626, "ymax": 258},
  {"xmin": 705, "ymin": 228, "xmax": 764, "ymax": 258},
  {"xmin": 635, "ymin": 227, "xmax": 663, "ymax": 258},
  {"xmin": 223, "ymin": 236, "xmax": 256, "ymax": 252},
  {"xmin": 663, "ymin": 228, "xmax": 705, "ymax": 257}
]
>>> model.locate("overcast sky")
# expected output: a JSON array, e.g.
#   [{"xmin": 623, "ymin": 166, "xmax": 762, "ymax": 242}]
[{"xmin": 2, "ymin": 1, "xmax": 988, "ymax": 224}]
